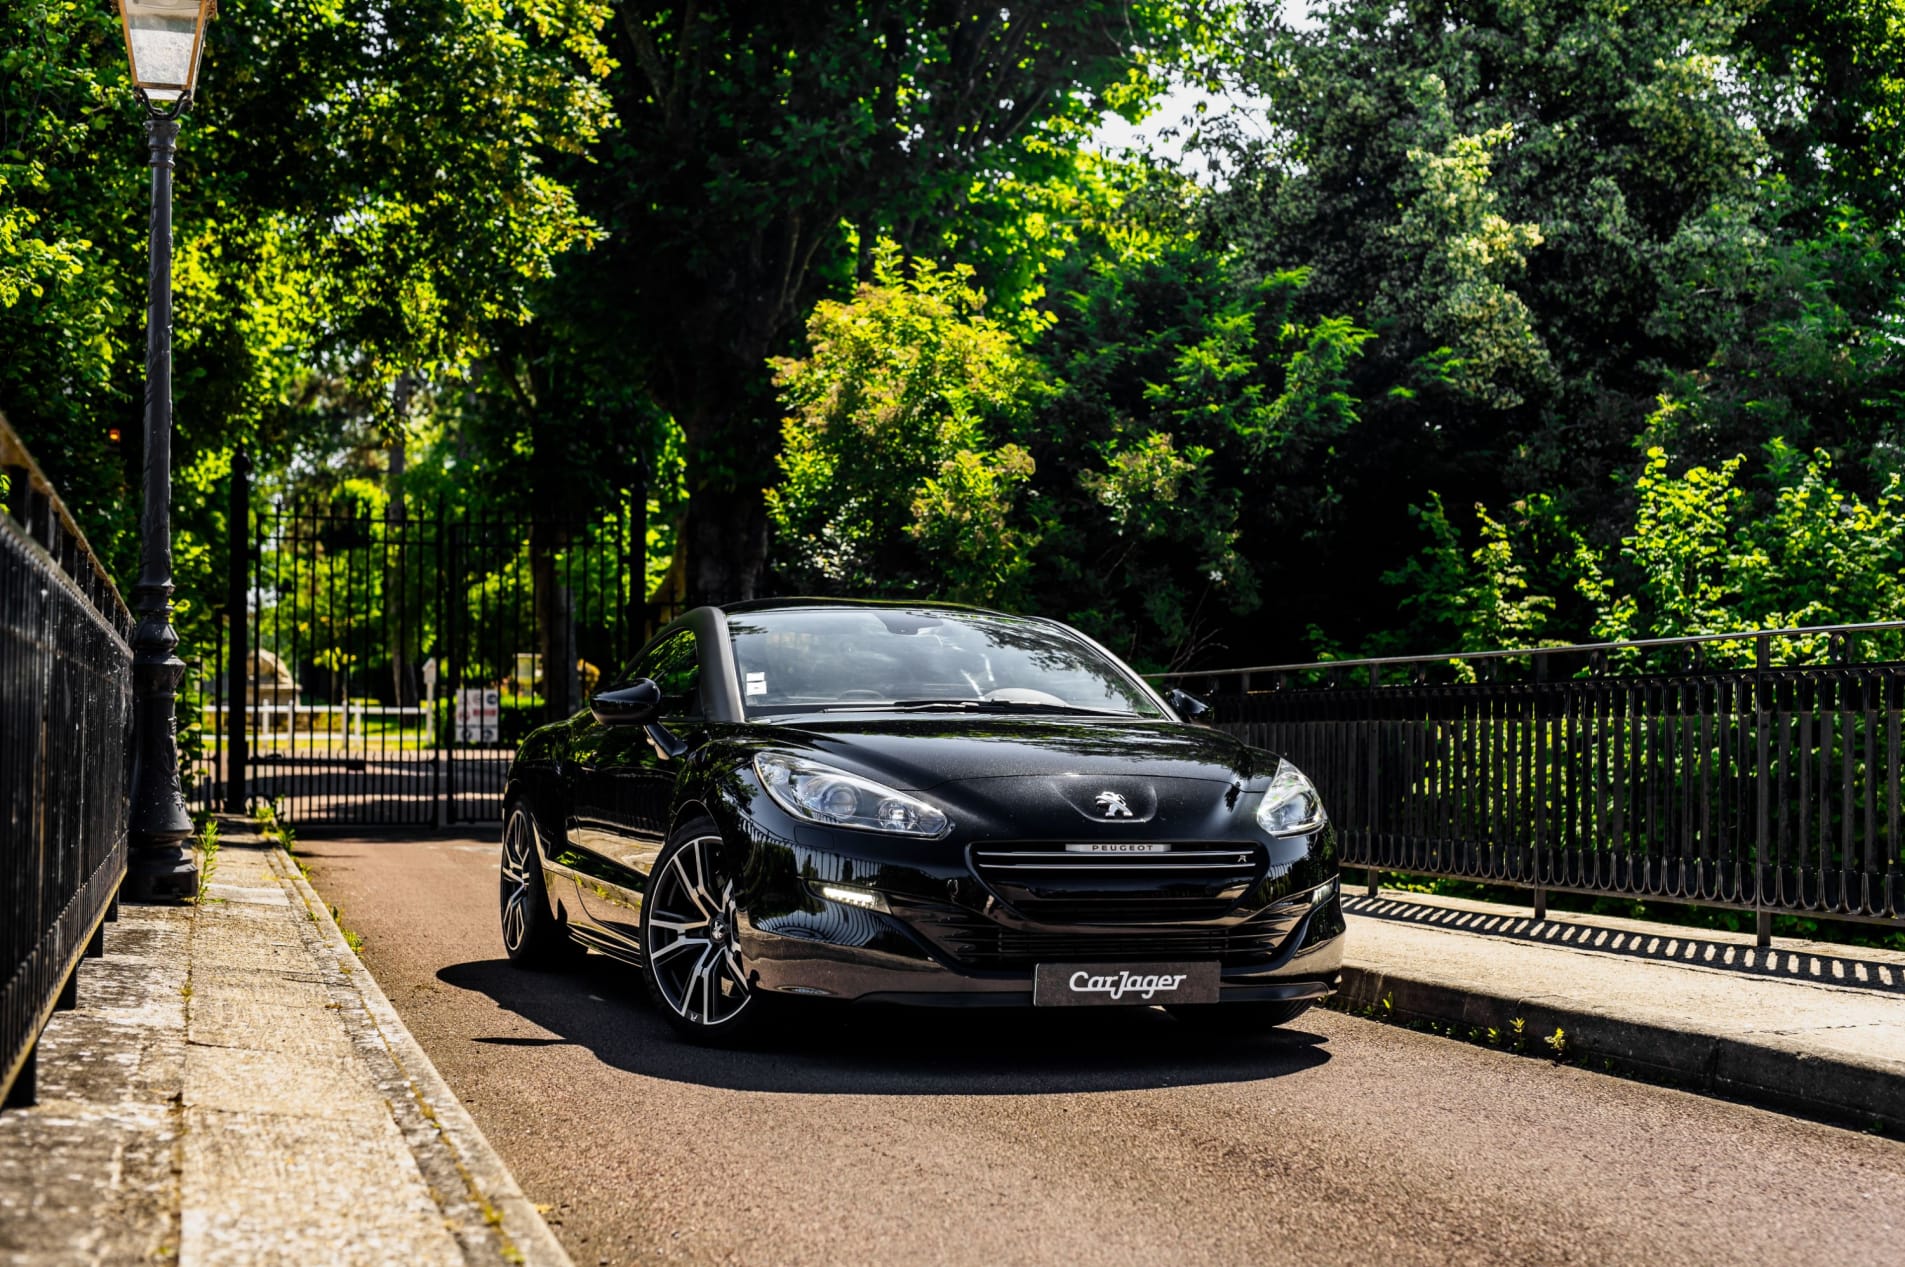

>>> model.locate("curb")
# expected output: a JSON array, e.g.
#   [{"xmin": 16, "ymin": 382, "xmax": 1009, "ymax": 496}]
[
  {"xmin": 1336, "ymin": 963, "xmax": 1905, "ymax": 1134},
  {"xmin": 268, "ymin": 841, "xmax": 574, "ymax": 1267}
]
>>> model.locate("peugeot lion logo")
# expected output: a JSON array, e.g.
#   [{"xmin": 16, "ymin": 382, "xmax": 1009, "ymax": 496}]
[{"xmin": 1095, "ymin": 791, "xmax": 1134, "ymax": 818}]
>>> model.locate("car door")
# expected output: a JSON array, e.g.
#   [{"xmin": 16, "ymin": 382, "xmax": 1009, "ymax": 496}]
[{"xmin": 565, "ymin": 629, "xmax": 705, "ymax": 941}]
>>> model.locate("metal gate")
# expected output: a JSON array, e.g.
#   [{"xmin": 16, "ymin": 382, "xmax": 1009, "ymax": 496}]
[{"xmin": 194, "ymin": 461, "xmax": 657, "ymax": 827}]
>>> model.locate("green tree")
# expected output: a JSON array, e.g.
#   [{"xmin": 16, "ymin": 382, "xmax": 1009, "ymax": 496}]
[
  {"xmin": 1379, "ymin": 440, "xmax": 1905, "ymax": 664},
  {"xmin": 1738, "ymin": 0, "xmax": 1905, "ymax": 227},
  {"xmin": 568, "ymin": 0, "xmax": 1199, "ymax": 606},
  {"xmin": 1198, "ymin": 0, "xmax": 1775, "ymax": 652},
  {"xmin": 766, "ymin": 244, "xmax": 1041, "ymax": 604},
  {"xmin": 1027, "ymin": 233, "xmax": 1372, "ymax": 666},
  {"xmin": 0, "ymin": 0, "xmax": 613, "ymax": 676},
  {"xmin": 765, "ymin": 216, "xmax": 1375, "ymax": 668}
]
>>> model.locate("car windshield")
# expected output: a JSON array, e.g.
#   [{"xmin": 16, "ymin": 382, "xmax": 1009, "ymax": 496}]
[{"xmin": 727, "ymin": 608, "xmax": 1165, "ymax": 718}]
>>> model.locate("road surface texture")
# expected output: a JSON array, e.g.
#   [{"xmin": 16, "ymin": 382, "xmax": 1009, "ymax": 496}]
[{"xmin": 301, "ymin": 831, "xmax": 1905, "ymax": 1267}]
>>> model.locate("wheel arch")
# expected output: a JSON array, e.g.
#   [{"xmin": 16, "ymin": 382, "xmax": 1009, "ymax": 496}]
[
  {"xmin": 667, "ymin": 798, "xmax": 717, "ymax": 841},
  {"xmin": 503, "ymin": 775, "xmax": 570, "ymax": 868}
]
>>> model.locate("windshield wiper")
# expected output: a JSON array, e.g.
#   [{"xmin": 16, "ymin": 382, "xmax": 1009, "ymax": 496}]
[{"xmin": 817, "ymin": 698, "xmax": 1133, "ymax": 717}]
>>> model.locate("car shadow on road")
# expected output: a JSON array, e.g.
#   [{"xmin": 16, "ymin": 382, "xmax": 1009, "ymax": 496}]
[{"xmin": 436, "ymin": 954, "xmax": 1331, "ymax": 1095}]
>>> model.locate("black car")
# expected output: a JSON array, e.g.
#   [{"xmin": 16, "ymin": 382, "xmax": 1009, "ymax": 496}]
[{"xmin": 501, "ymin": 599, "xmax": 1344, "ymax": 1041}]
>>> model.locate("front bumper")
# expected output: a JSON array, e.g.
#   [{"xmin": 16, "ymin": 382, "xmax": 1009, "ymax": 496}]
[
  {"xmin": 737, "ymin": 881, "xmax": 1346, "ymax": 1007},
  {"xmin": 715, "ymin": 770, "xmax": 1345, "ymax": 1008}
]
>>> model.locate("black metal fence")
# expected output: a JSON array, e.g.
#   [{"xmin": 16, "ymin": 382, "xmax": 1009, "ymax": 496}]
[
  {"xmin": 1172, "ymin": 625, "xmax": 1905, "ymax": 934},
  {"xmin": 2, "ymin": 415, "xmax": 133, "ymax": 1107},
  {"xmin": 195, "ymin": 482, "xmax": 665, "ymax": 826}
]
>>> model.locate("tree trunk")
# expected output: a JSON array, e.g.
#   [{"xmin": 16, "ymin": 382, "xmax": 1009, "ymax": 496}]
[
  {"xmin": 530, "ymin": 521, "xmax": 580, "ymax": 722},
  {"xmin": 681, "ymin": 486, "xmax": 770, "ymax": 607},
  {"xmin": 385, "ymin": 434, "xmax": 419, "ymax": 707}
]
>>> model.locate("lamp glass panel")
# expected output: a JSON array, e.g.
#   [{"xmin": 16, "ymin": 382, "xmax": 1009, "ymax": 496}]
[{"xmin": 122, "ymin": 0, "xmax": 207, "ymax": 99}]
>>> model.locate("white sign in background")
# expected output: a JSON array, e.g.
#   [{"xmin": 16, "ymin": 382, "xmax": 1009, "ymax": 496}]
[{"xmin": 456, "ymin": 687, "xmax": 500, "ymax": 744}]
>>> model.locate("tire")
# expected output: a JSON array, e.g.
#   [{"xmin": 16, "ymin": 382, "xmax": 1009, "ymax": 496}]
[
  {"xmin": 1167, "ymin": 1000, "xmax": 1314, "ymax": 1033},
  {"xmin": 500, "ymin": 804, "xmax": 578, "ymax": 969},
  {"xmin": 639, "ymin": 817, "xmax": 773, "ymax": 1045}
]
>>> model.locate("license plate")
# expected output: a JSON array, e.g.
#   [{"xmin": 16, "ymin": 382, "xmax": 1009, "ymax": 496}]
[{"xmin": 1033, "ymin": 961, "xmax": 1220, "ymax": 1007}]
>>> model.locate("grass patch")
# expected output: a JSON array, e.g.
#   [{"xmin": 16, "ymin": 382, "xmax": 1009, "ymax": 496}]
[
  {"xmin": 1331, "ymin": 994, "xmax": 1560, "ymax": 1059},
  {"xmin": 193, "ymin": 813, "xmax": 221, "ymax": 903},
  {"xmin": 330, "ymin": 905, "xmax": 366, "ymax": 956},
  {"xmin": 250, "ymin": 799, "xmax": 310, "ymax": 875}
]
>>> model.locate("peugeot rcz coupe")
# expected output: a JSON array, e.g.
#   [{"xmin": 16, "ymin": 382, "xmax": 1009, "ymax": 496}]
[{"xmin": 500, "ymin": 599, "xmax": 1344, "ymax": 1042}]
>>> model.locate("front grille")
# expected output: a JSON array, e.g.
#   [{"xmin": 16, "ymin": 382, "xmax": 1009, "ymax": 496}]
[
  {"xmin": 969, "ymin": 842, "xmax": 1264, "ymax": 923},
  {"xmin": 996, "ymin": 929, "xmax": 1225, "ymax": 961},
  {"xmin": 901, "ymin": 901, "xmax": 1306, "ymax": 970}
]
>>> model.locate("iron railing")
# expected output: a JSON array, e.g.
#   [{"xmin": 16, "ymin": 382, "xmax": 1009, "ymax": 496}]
[
  {"xmin": 1, "ymin": 414, "xmax": 134, "ymax": 1107},
  {"xmin": 1165, "ymin": 624, "xmax": 1905, "ymax": 935}
]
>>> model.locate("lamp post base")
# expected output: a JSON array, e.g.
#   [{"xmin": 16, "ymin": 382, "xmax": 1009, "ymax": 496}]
[{"xmin": 125, "ymin": 849, "xmax": 198, "ymax": 903}]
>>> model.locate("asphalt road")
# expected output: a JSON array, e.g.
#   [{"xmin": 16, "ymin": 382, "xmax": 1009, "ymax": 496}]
[{"xmin": 301, "ymin": 831, "xmax": 1905, "ymax": 1267}]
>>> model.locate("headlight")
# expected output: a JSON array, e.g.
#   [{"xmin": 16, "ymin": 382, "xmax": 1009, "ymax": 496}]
[
  {"xmin": 1256, "ymin": 760, "xmax": 1327, "ymax": 836},
  {"xmin": 754, "ymin": 754, "xmax": 949, "ymax": 837}
]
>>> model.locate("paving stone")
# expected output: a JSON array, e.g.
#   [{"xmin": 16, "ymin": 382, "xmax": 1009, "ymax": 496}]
[
  {"xmin": 182, "ymin": 1045, "xmax": 387, "ymax": 1124},
  {"xmin": 0, "ymin": 832, "xmax": 571, "ymax": 1266},
  {"xmin": 180, "ymin": 1107, "xmax": 462, "ymax": 1267},
  {"xmin": 0, "ymin": 1102, "xmax": 179, "ymax": 1266},
  {"xmin": 1341, "ymin": 888, "xmax": 1905, "ymax": 1129}
]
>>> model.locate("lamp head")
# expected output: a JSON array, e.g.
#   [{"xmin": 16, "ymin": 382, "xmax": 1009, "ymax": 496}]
[{"xmin": 118, "ymin": 0, "xmax": 215, "ymax": 112}]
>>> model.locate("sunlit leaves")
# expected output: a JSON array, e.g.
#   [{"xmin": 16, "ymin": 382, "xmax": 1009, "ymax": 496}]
[
  {"xmin": 1382, "ymin": 438, "xmax": 1905, "ymax": 664},
  {"xmin": 766, "ymin": 242, "xmax": 1042, "ymax": 603}
]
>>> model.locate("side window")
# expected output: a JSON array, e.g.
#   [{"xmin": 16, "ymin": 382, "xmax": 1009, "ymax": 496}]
[{"xmin": 632, "ymin": 631, "xmax": 702, "ymax": 719}]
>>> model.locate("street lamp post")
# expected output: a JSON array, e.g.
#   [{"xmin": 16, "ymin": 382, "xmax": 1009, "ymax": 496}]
[{"xmin": 118, "ymin": 0, "xmax": 216, "ymax": 903}]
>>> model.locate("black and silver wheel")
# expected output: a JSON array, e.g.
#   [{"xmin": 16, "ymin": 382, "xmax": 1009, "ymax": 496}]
[
  {"xmin": 640, "ymin": 819, "xmax": 768, "ymax": 1043},
  {"xmin": 500, "ymin": 804, "xmax": 576, "ymax": 969}
]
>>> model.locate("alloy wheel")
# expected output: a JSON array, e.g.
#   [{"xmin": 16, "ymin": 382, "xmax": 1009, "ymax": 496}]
[
  {"xmin": 500, "ymin": 811, "xmax": 535, "ymax": 954},
  {"xmin": 646, "ymin": 834, "xmax": 751, "ymax": 1026}
]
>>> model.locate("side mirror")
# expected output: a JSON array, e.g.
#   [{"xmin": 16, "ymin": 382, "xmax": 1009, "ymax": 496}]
[
  {"xmin": 1164, "ymin": 687, "xmax": 1212, "ymax": 723},
  {"xmin": 591, "ymin": 678, "xmax": 662, "ymax": 726}
]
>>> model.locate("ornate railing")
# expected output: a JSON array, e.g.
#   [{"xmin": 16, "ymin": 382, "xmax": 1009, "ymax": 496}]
[
  {"xmin": 1, "ymin": 414, "xmax": 134, "ymax": 1107},
  {"xmin": 1166, "ymin": 625, "xmax": 1905, "ymax": 936}
]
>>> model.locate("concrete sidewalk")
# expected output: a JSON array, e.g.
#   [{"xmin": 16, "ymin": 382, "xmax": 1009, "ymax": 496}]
[
  {"xmin": 1339, "ymin": 889, "xmax": 1905, "ymax": 1132},
  {"xmin": 0, "ymin": 825, "xmax": 568, "ymax": 1267}
]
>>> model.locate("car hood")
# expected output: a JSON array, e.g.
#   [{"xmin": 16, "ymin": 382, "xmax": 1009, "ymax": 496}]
[{"xmin": 725, "ymin": 715, "xmax": 1277, "ymax": 791}]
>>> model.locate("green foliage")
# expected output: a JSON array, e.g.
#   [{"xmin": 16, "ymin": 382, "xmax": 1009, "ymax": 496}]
[
  {"xmin": 11, "ymin": 0, "xmax": 1905, "ymax": 687},
  {"xmin": 1194, "ymin": 0, "xmax": 1905, "ymax": 658},
  {"xmin": 765, "ymin": 228, "xmax": 1376, "ymax": 666},
  {"xmin": 1090, "ymin": 0, "xmax": 1905, "ymax": 666},
  {"xmin": 1388, "ymin": 123, "xmax": 1549, "ymax": 409},
  {"xmin": 0, "ymin": 0, "xmax": 614, "ymax": 670},
  {"xmin": 1027, "ymin": 242, "xmax": 1372, "ymax": 666},
  {"xmin": 576, "ymin": 1, "xmax": 1204, "ymax": 603},
  {"xmin": 1737, "ymin": 0, "xmax": 1905, "ymax": 223},
  {"xmin": 1598, "ymin": 441, "xmax": 1905, "ymax": 658},
  {"xmin": 908, "ymin": 445, "xmax": 1040, "ymax": 605},
  {"xmin": 1384, "ymin": 439, "xmax": 1905, "ymax": 663},
  {"xmin": 194, "ymin": 814, "xmax": 220, "ymax": 904},
  {"xmin": 1376, "ymin": 493, "xmax": 1570, "ymax": 668},
  {"xmin": 766, "ymin": 244, "xmax": 1043, "ymax": 604},
  {"xmin": 0, "ymin": 2, "xmax": 143, "ymax": 564},
  {"xmin": 1646, "ymin": 199, "xmax": 1905, "ymax": 486}
]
